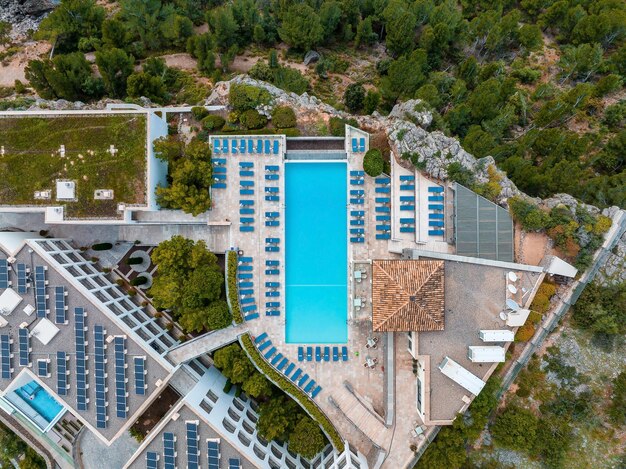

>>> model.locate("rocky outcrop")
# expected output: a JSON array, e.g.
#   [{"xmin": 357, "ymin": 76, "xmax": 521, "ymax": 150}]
[
  {"xmin": 387, "ymin": 99, "xmax": 433, "ymax": 128},
  {"xmin": 0, "ymin": 0, "xmax": 56, "ymax": 37}
]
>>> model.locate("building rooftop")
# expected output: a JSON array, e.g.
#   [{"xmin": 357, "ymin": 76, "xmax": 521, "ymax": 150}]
[
  {"xmin": 0, "ymin": 113, "xmax": 149, "ymax": 219},
  {"xmin": 372, "ymin": 259, "xmax": 445, "ymax": 332},
  {"xmin": 0, "ymin": 238, "xmax": 174, "ymax": 443}
]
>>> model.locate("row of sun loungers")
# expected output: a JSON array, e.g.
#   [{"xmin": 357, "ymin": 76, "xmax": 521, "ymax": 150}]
[
  {"xmin": 298, "ymin": 345, "xmax": 348, "ymax": 362},
  {"xmin": 350, "ymin": 210, "xmax": 365, "ymax": 243},
  {"xmin": 350, "ymin": 170, "xmax": 364, "ymax": 185},
  {"xmin": 254, "ymin": 333, "xmax": 322, "ymax": 399},
  {"xmin": 213, "ymin": 138, "xmax": 280, "ymax": 156},
  {"xmin": 212, "ymin": 160, "xmax": 227, "ymax": 189},
  {"xmin": 375, "ymin": 177, "xmax": 391, "ymax": 240},
  {"xmin": 428, "ymin": 186, "xmax": 445, "ymax": 237},
  {"xmin": 238, "ymin": 257, "xmax": 259, "ymax": 321}
]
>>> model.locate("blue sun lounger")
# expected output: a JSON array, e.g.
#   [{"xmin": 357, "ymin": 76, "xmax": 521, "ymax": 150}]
[
  {"xmin": 254, "ymin": 332, "xmax": 268, "ymax": 344},
  {"xmin": 352, "ymin": 138, "xmax": 358, "ymax": 152},
  {"xmin": 400, "ymin": 227, "xmax": 416, "ymax": 233},
  {"xmin": 277, "ymin": 358, "xmax": 288, "ymax": 370},
  {"xmin": 298, "ymin": 347, "xmax": 304, "ymax": 361},
  {"xmin": 213, "ymin": 174, "xmax": 226, "ymax": 181},
  {"xmin": 350, "ymin": 219, "xmax": 364, "ymax": 226},
  {"xmin": 350, "ymin": 189, "xmax": 364, "ymax": 196},
  {"xmin": 350, "ymin": 198, "xmax": 364, "ymax": 204},
  {"xmin": 212, "ymin": 139, "xmax": 220, "ymax": 154},
  {"xmin": 266, "ymin": 260, "xmax": 279, "ymax": 266},
  {"xmin": 242, "ymin": 305, "xmax": 257, "ymax": 313},
  {"xmin": 240, "ymin": 200, "xmax": 254, "ymax": 207},
  {"xmin": 239, "ymin": 289, "xmax": 253, "ymax": 296},
  {"xmin": 376, "ymin": 197, "xmax": 391, "ymax": 204},
  {"xmin": 342, "ymin": 346, "xmax": 348, "ymax": 361},
  {"xmin": 264, "ymin": 347, "xmax": 276, "ymax": 359},
  {"xmin": 213, "ymin": 183, "xmax": 226, "ymax": 189},
  {"xmin": 248, "ymin": 139, "xmax": 254, "ymax": 153},
  {"xmin": 240, "ymin": 139, "xmax": 246, "ymax": 153},
  {"xmin": 311, "ymin": 385, "xmax": 322, "ymax": 398},
  {"xmin": 333, "ymin": 347, "xmax": 339, "ymax": 361},
  {"xmin": 266, "ymin": 221, "xmax": 279, "ymax": 227},
  {"xmin": 239, "ymin": 281, "xmax": 253, "ymax": 288},
  {"xmin": 231, "ymin": 140, "xmax": 238, "ymax": 154},
  {"xmin": 264, "ymin": 140, "xmax": 271, "ymax": 154},
  {"xmin": 351, "ymin": 210, "xmax": 365, "ymax": 216},
  {"xmin": 270, "ymin": 353, "xmax": 282, "ymax": 365},
  {"xmin": 376, "ymin": 233, "xmax": 391, "ymax": 240},
  {"xmin": 291, "ymin": 369, "xmax": 302, "ymax": 382},
  {"xmin": 245, "ymin": 312, "xmax": 259, "ymax": 320},
  {"xmin": 376, "ymin": 224, "xmax": 390, "ymax": 231},
  {"xmin": 266, "ymin": 195, "xmax": 279, "ymax": 202},
  {"xmin": 266, "ymin": 269, "xmax": 279, "ymax": 275},
  {"xmin": 239, "ymin": 169, "xmax": 254, "ymax": 177},
  {"xmin": 298, "ymin": 374, "xmax": 309, "ymax": 387},
  {"xmin": 306, "ymin": 347, "xmax": 313, "ymax": 361},
  {"xmin": 238, "ymin": 273, "xmax": 252, "ymax": 279},
  {"xmin": 213, "ymin": 166, "xmax": 226, "ymax": 174},
  {"xmin": 400, "ymin": 175, "xmax": 415, "ymax": 181},
  {"xmin": 240, "ymin": 208, "xmax": 254, "ymax": 215},
  {"xmin": 304, "ymin": 380, "xmax": 315, "ymax": 393},
  {"xmin": 323, "ymin": 347, "xmax": 330, "ymax": 361},
  {"xmin": 377, "ymin": 215, "xmax": 391, "ymax": 221},
  {"xmin": 266, "ymin": 174, "xmax": 279, "ymax": 181},
  {"xmin": 222, "ymin": 140, "xmax": 229, "ymax": 153},
  {"xmin": 400, "ymin": 205, "xmax": 415, "ymax": 211},
  {"xmin": 256, "ymin": 139, "xmax": 263, "ymax": 153},
  {"xmin": 266, "ymin": 282, "xmax": 280, "ymax": 288},
  {"xmin": 429, "ymin": 213, "xmax": 444, "ymax": 219},
  {"xmin": 376, "ymin": 206, "xmax": 390, "ymax": 213},
  {"xmin": 359, "ymin": 138, "xmax": 365, "ymax": 152},
  {"xmin": 285, "ymin": 363, "xmax": 295, "ymax": 376},
  {"xmin": 429, "ymin": 229, "xmax": 445, "ymax": 236},
  {"xmin": 429, "ymin": 221, "xmax": 444, "ymax": 227},
  {"xmin": 315, "ymin": 347, "xmax": 321, "ymax": 361},
  {"xmin": 273, "ymin": 140, "xmax": 279, "ymax": 154},
  {"xmin": 400, "ymin": 196, "xmax": 415, "ymax": 202},
  {"xmin": 240, "ymin": 217, "xmax": 254, "ymax": 224},
  {"xmin": 239, "ymin": 255, "xmax": 253, "ymax": 262},
  {"xmin": 350, "ymin": 228, "xmax": 364, "ymax": 235},
  {"xmin": 266, "ymin": 301, "xmax": 280, "ymax": 308},
  {"xmin": 265, "ymin": 291, "xmax": 279, "ymax": 297},
  {"xmin": 400, "ymin": 184, "xmax": 415, "ymax": 191},
  {"xmin": 429, "ymin": 195, "xmax": 444, "ymax": 201},
  {"xmin": 240, "ymin": 189, "xmax": 254, "ymax": 196},
  {"xmin": 351, "ymin": 237, "xmax": 365, "ymax": 243},
  {"xmin": 375, "ymin": 177, "xmax": 390, "ymax": 184},
  {"xmin": 241, "ymin": 297, "xmax": 254, "ymax": 305},
  {"xmin": 429, "ymin": 204, "xmax": 444, "ymax": 211},
  {"xmin": 400, "ymin": 218, "xmax": 415, "ymax": 224},
  {"xmin": 265, "ymin": 246, "xmax": 279, "ymax": 253},
  {"xmin": 258, "ymin": 340, "xmax": 271, "ymax": 351},
  {"xmin": 429, "ymin": 186, "xmax": 444, "ymax": 193},
  {"xmin": 266, "ymin": 310, "xmax": 280, "ymax": 316}
]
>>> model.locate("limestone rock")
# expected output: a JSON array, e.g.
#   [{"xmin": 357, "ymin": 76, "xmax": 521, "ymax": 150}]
[{"xmin": 388, "ymin": 99, "xmax": 433, "ymax": 128}]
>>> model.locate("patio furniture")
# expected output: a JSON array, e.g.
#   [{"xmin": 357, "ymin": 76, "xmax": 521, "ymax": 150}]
[
  {"xmin": 306, "ymin": 347, "xmax": 313, "ymax": 361},
  {"xmin": 341, "ymin": 346, "xmax": 348, "ymax": 361},
  {"xmin": 323, "ymin": 347, "xmax": 330, "ymax": 361},
  {"xmin": 315, "ymin": 346, "xmax": 321, "ymax": 361},
  {"xmin": 332, "ymin": 347, "xmax": 339, "ymax": 361},
  {"xmin": 366, "ymin": 337, "xmax": 378, "ymax": 349},
  {"xmin": 298, "ymin": 347, "xmax": 304, "ymax": 361}
]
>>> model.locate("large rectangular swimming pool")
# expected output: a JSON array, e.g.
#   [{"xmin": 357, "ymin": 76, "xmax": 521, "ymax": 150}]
[{"xmin": 285, "ymin": 162, "xmax": 347, "ymax": 343}]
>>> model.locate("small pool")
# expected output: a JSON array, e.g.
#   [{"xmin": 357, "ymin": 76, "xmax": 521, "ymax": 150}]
[
  {"xmin": 14, "ymin": 380, "xmax": 64, "ymax": 423},
  {"xmin": 285, "ymin": 162, "xmax": 348, "ymax": 343}
]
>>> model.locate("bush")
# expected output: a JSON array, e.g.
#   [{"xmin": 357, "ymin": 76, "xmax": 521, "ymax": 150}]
[
  {"xmin": 239, "ymin": 109, "xmax": 267, "ymax": 130},
  {"xmin": 227, "ymin": 251, "xmax": 243, "ymax": 324},
  {"xmin": 531, "ymin": 293, "xmax": 551, "ymax": 314},
  {"xmin": 528, "ymin": 311, "xmax": 543, "ymax": 325},
  {"xmin": 328, "ymin": 116, "xmax": 358, "ymax": 137},
  {"xmin": 131, "ymin": 276, "xmax": 147, "ymax": 287},
  {"xmin": 344, "ymin": 83, "xmax": 365, "ymax": 113},
  {"xmin": 239, "ymin": 334, "xmax": 343, "ymax": 449},
  {"xmin": 272, "ymin": 106, "xmax": 297, "ymax": 128},
  {"xmin": 537, "ymin": 282, "xmax": 556, "ymax": 299},
  {"xmin": 127, "ymin": 256, "xmax": 143, "ymax": 265},
  {"xmin": 515, "ymin": 323, "xmax": 535, "ymax": 342},
  {"xmin": 202, "ymin": 115, "xmax": 225, "ymax": 131},
  {"xmin": 229, "ymin": 83, "xmax": 271, "ymax": 111},
  {"xmin": 92, "ymin": 242, "xmax": 113, "ymax": 251},
  {"xmin": 191, "ymin": 106, "xmax": 209, "ymax": 120},
  {"xmin": 509, "ymin": 197, "xmax": 551, "ymax": 232},
  {"xmin": 492, "ymin": 404, "xmax": 539, "ymax": 452},
  {"xmin": 363, "ymin": 148, "xmax": 384, "ymax": 177}
]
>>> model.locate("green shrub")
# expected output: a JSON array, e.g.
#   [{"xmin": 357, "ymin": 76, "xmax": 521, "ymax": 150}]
[
  {"xmin": 491, "ymin": 404, "xmax": 539, "ymax": 451},
  {"xmin": 226, "ymin": 251, "xmax": 243, "ymax": 324},
  {"xmin": 240, "ymin": 334, "xmax": 343, "ymax": 450},
  {"xmin": 191, "ymin": 106, "xmax": 209, "ymax": 120},
  {"xmin": 229, "ymin": 83, "xmax": 271, "ymax": 111},
  {"xmin": 272, "ymin": 106, "xmax": 297, "ymax": 128},
  {"xmin": 239, "ymin": 109, "xmax": 268, "ymax": 130},
  {"xmin": 537, "ymin": 282, "xmax": 556, "ymax": 299},
  {"xmin": 283, "ymin": 127, "xmax": 301, "ymax": 137},
  {"xmin": 92, "ymin": 242, "xmax": 113, "ymax": 251},
  {"xmin": 127, "ymin": 256, "xmax": 143, "ymax": 265},
  {"xmin": 328, "ymin": 116, "xmax": 358, "ymax": 137},
  {"xmin": 363, "ymin": 148, "xmax": 384, "ymax": 177},
  {"xmin": 221, "ymin": 122, "xmax": 239, "ymax": 133},
  {"xmin": 202, "ymin": 115, "xmax": 225, "ymax": 131},
  {"xmin": 528, "ymin": 311, "xmax": 543, "ymax": 324},
  {"xmin": 223, "ymin": 378, "xmax": 232, "ymax": 393},
  {"xmin": 131, "ymin": 276, "xmax": 147, "ymax": 287},
  {"xmin": 509, "ymin": 197, "xmax": 551, "ymax": 232},
  {"xmin": 344, "ymin": 83, "xmax": 365, "ymax": 113}
]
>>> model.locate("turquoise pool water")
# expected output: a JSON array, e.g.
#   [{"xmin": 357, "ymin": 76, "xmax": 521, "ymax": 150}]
[
  {"xmin": 285, "ymin": 162, "xmax": 348, "ymax": 343},
  {"xmin": 14, "ymin": 380, "xmax": 64, "ymax": 422}
]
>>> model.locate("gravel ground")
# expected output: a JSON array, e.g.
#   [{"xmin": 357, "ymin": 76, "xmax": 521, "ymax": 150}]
[{"xmin": 77, "ymin": 428, "xmax": 140, "ymax": 469}]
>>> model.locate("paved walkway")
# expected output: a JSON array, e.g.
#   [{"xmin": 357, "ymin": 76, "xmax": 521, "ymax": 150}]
[{"xmin": 166, "ymin": 323, "xmax": 249, "ymax": 364}]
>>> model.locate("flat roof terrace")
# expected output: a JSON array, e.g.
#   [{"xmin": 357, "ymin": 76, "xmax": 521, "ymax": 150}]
[
  {"xmin": 0, "ymin": 246, "xmax": 170, "ymax": 443},
  {"xmin": 0, "ymin": 114, "xmax": 147, "ymax": 219}
]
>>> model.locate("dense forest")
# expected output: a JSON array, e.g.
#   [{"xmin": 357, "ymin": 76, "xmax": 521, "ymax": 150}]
[{"xmin": 10, "ymin": 0, "xmax": 626, "ymax": 209}]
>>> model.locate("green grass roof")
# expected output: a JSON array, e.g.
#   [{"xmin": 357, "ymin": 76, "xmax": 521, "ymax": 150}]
[{"xmin": 0, "ymin": 114, "xmax": 147, "ymax": 219}]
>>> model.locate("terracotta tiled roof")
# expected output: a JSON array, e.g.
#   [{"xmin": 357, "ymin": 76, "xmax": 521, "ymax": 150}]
[{"xmin": 372, "ymin": 259, "xmax": 445, "ymax": 332}]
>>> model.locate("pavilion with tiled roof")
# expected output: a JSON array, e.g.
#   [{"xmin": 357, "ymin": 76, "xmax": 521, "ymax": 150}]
[{"xmin": 371, "ymin": 259, "xmax": 445, "ymax": 332}]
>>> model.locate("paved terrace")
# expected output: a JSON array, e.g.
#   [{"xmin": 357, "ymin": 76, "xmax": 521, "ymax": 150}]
[{"xmin": 0, "ymin": 246, "xmax": 171, "ymax": 444}]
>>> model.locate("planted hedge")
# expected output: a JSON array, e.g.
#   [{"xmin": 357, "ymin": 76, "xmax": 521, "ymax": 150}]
[
  {"xmin": 240, "ymin": 334, "xmax": 343, "ymax": 450},
  {"xmin": 226, "ymin": 250, "xmax": 243, "ymax": 324}
]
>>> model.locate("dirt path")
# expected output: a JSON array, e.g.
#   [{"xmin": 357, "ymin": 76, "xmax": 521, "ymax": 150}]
[{"xmin": 0, "ymin": 41, "xmax": 51, "ymax": 87}]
